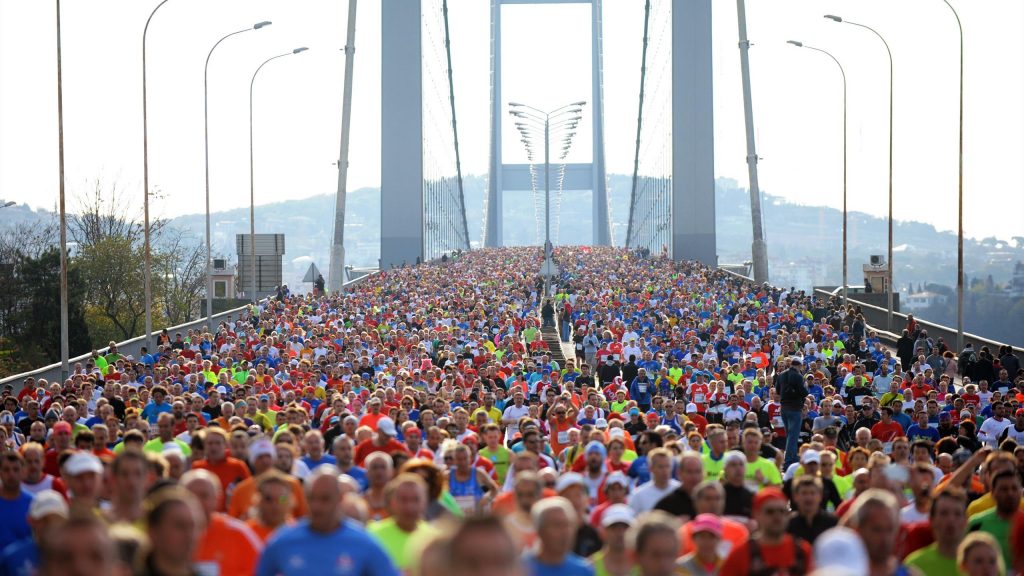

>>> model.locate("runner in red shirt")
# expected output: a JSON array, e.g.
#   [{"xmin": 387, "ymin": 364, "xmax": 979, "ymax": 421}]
[
  {"xmin": 721, "ymin": 489, "xmax": 814, "ymax": 574},
  {"xmin": 353, "ymin": 417, "xmax": 410, "ymax": 466},
  {"xmin": 870, "ymin": 406, "xmax": 904, "ymax": 443}
]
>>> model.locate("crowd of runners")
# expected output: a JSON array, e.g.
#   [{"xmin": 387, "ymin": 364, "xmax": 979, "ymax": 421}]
[{"xmin": 1, "ymin": 246, "xmax": 1022, "ymax": 576}]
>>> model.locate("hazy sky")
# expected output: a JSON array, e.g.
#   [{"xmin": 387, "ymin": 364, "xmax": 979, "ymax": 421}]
[{"xmin": 1, "ymin": 0, "xmax": 1021, "ymax": 244}]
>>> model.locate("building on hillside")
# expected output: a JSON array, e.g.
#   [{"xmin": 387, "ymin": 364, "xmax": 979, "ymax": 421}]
[
  {"xmin": 1008, "ymin": 261, "xmax": 1024, "ymax": 298},
  {"xmin": 903, "ymin": 290, "xmax": 948, "ymax": 313}
]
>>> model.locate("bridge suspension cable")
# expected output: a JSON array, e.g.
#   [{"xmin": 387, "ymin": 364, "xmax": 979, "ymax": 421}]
[
  {"xmin": 422, "ymin": 0, "xmax": 469, "ymax": 261},
  {"xmin": 626, "ymin": 0, "xmax": 672, "ymax": 254}
]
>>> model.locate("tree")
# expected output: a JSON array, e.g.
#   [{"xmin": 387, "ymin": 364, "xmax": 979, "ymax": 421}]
[
  {"xmin": 156, "ymin": 228, "xmax": 206, "ymax": 326},
  {"xmin": 70, "ymin": 179, "xmax": 168, "ymax": 342},
  {"xmin": 69, "ymin": 179, "xmax": 163, "ymax": 248},
  {"xmin": 77, "ymin": 235, "xmax": 152, "ymax": 342},
  {"xmin": 0, "ymin": 248, "xmax": 91, "ymax": 377},
  {"xmin": 15, "ymin": 249, "xmax": 92, "ymax": 361}
]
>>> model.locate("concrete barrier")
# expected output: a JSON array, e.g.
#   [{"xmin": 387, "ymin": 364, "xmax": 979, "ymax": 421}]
[
  {"xmin": 716, "ymin": 266, "xmax": 1008, "ymax": 352},
  {"xmin": 813, "ymin": 288, "xmax": 1008, "ymax": 352},
  {"xmin": 1, "ymin": 270, "xmax": 381, "ymax": 392}
]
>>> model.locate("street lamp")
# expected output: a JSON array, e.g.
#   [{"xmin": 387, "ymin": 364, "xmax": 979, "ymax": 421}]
[
  {"xmin": 508, "ymin": 101, "xmax": 585, "ymax": 269},
  {"xmin": 248, "ymin": 47, "xmax": 308, "ymax": 304},
  {"xmin": 55, "ymin": 0, "xmax": 69, "ymax": 380},
  {"xmin": 142, "ymin": 0, "xmax": 175, "ymax": 350},
  {"xmin": 204, "ymin": 21, "xmax": 271, "ymax": 324},
  {"xmin": 788, "ymin": 40, "xmax": 848, "ymax": 308},
  {"xmin": 0, "ymin": 201, "xmax": 15, "ymax": 209},
  {"xmin": 938, "ymin": 0, "xmax": 965, "ymax": 351},
  {"xmin": 825, "ymin": 14, "xmax": 895, "ymax": 332}
]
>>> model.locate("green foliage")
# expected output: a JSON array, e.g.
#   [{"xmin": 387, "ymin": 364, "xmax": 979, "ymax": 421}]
[
  {"xmin": 76, "ymin": 235, "xmax": 153, "ymax": 342},
  {"xmin": 0, "ymin": 249, "xmax": 92, "ymax": 375}
]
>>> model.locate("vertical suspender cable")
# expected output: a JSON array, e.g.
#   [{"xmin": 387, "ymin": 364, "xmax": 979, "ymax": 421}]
[{"xmin": 627, "ymin": 0, "xmax": 652, "ymax": 249}]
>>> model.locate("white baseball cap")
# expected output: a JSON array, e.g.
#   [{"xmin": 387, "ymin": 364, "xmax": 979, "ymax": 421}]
[
  {"xmin": 814, "ymin": 527, "xmax": 869, "ymax": 576},
  {"xmin": 801, "ymin": 449, "xmax": 821, "ymax": 464},
  {"xmin": 29, "ymin": 490, "xmax": 69, "ymax": 520},
  {"xmin": 248, "ymin": 439, "xmax": 275, "ymax": 463},
  {"xmin": 604, "ymin": 471, "xmax": 631, "ymax": 490},
  {"xmin": 555, "ymin": 472, "xmax": 586, "ymax": 494},
  {"xmin": 63, "ymin": 452, "xmax": 103, "ymax": 476},
  {"xmin": 686, "ymin": 403, "xmax": 698, "ymax": 414},
  {"xmin": 377, "ymin": 417, "xmax": 398, "ymax": 437},
  {"xmin": 601, "ymin": 504, "xmax": 636, "ymax": 527}
]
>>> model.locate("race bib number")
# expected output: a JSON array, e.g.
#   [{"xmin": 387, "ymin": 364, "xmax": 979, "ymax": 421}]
[
  {"xmin": 638, "ymin": 384, "xmax": 648, "ymax": 394},
  {"xmin": 195, "ymin": 563, "xmax": 219, "ymax": 576},
  {"xmin": 694, "ymin": 394, "xmax": 705, "ymax": 404},
  {"xmin": 557, "ymin": 429, "xmax": 570, "ymax": 445}
]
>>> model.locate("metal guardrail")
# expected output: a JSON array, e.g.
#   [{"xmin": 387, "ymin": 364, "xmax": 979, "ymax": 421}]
[
  {"xmin": 1, "ymin": 270, "xmax": 382, "ymax": 392},
  {"xmin": 812, "ymin": 288, "xmax": 1008, "ymax": 353},
  {"xmin": 716, "ymin": 266, "xmax": 1008, "ymax": 352}
]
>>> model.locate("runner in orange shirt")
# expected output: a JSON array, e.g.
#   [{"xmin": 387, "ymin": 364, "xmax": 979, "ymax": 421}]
[
  {"xmin": 182, "ymin": 469, "xmax": 262, "ymax": 576},
  {"xmin": 191, "ymin": 428, "xmax": 251, "ymax": 511}
]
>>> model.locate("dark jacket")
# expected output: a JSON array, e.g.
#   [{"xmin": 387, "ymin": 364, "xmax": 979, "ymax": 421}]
[{"xmin": 776, "ymin": 367, "xmax": 808, "ymax": 411}]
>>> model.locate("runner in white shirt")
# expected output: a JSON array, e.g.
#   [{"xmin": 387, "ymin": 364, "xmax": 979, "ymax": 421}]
[
  {"xmin": 978, "ymin": 403, "xmax": 1013, "ymax": 448},
  {"xmin": 628, "ymin": 449, "xmax": 680, "ymax": 513},
  {"xmin": 501, "ymin": 391, "xmax": 531, "ymax": 443}
]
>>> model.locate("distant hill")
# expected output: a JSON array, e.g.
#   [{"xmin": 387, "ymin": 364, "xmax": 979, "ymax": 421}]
[{"xmin": 4, "ymin": 175, "xmax": 1022, "ymax": 299}]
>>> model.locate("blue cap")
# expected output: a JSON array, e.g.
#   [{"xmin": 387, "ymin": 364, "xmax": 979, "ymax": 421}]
[
  {"xmin": 629, "ymin": 407, "xmax": 640, "ymax": 416},
  {"xmin": 585, "ymin": 440, "xmax": 608, "ymax": 458}
]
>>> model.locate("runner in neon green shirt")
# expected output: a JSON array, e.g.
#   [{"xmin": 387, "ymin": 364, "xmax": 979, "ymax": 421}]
[
  {"xmin": 367, "ymin": 477, "xmax": 439, "ymax": 571},
  {"xmin": 741, "ymin": 428, "xmax": 782, "ymax": 488},
  {"xmin": 367, "ymin": 517, "xmax": 437, "ymax": 571},
  {"xmin": 906, "ymin": 491, "xmax": 969, "ymax": 576},
  {"xmin": 478, "ymin": 424, "xmax": 513, "ymax": 485}
]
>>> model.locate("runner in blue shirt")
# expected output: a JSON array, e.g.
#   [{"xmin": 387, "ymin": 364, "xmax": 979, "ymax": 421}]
[
  {"xmin": 0, "ymin": 454, "xmax": 32, "ymax": 551},
  {"xmin": 905, "ymin": 411, "xmax": 941, "ymax": 443},
  {"xmin": 256, "ymin": 468, "xmax": 397, "ymax": 576}
]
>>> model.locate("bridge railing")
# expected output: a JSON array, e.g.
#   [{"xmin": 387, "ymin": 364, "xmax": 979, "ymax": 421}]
[
  {"xmin": 716, "ymin": 267, "xmax": 1009, "ymax": 352},
  {"xmin": 0, "ymin": 271, "xmax": 382, "ymax": 393},
  {"xmin": 810, "ymin": 288, "xmax": 1008, "ymax": 353}
]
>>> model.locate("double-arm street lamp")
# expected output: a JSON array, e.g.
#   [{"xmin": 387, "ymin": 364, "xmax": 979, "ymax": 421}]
[
  {"xmin": 204, "ymin": 21, "xmax": 271, "ymax": 323},
  {"xmin": 508, "ymin": 101, "xmax": 585, "ymax": 267}
]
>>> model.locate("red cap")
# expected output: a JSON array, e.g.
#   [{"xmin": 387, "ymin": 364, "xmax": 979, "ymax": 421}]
[
  {"xmin": 52, "ymin": 421, "xmax": 73, "ymax": 434},
  {"xmin": 752, "ymin": 487, "xmax": 788, "ymax": 514}
]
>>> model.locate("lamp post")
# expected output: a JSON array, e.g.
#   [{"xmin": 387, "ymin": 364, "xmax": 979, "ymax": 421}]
[
  {"xmin": 787, "ymin": 40, "xmax": 848, "ymax": 308},
  {"xmin": 204, "ymin": 21, "xmax": 271, "ymax": 325},
  {"xmin": 142, "ymin": 0, "xmax": 174, "ymax": 350},
  {"xmin": 938, "ymin": 0, "xmax": 965, "ymax": 351},
  {"xmin": 508, "ymin": 101, "xmax": 585, "ymax": 270},
  {"xmin": 825, "ymin": 14, "xmax": 894, "ymax": 333},
  {"xmin": 56, "ymin": 0, "xmax": 69, "ymax": 380},
  {"xmin": 249, "ymin": 48, "xmax": 308, "ymax": 304},
  {"xmin": 0, "ymin": 201, "xmax": 15, "ymax": 209}
]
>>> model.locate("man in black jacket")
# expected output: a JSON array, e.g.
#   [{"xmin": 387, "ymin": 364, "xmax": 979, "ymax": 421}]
[{"xmin": 775, "ymin": 358, "xmax": 808, "ymax": 469}]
